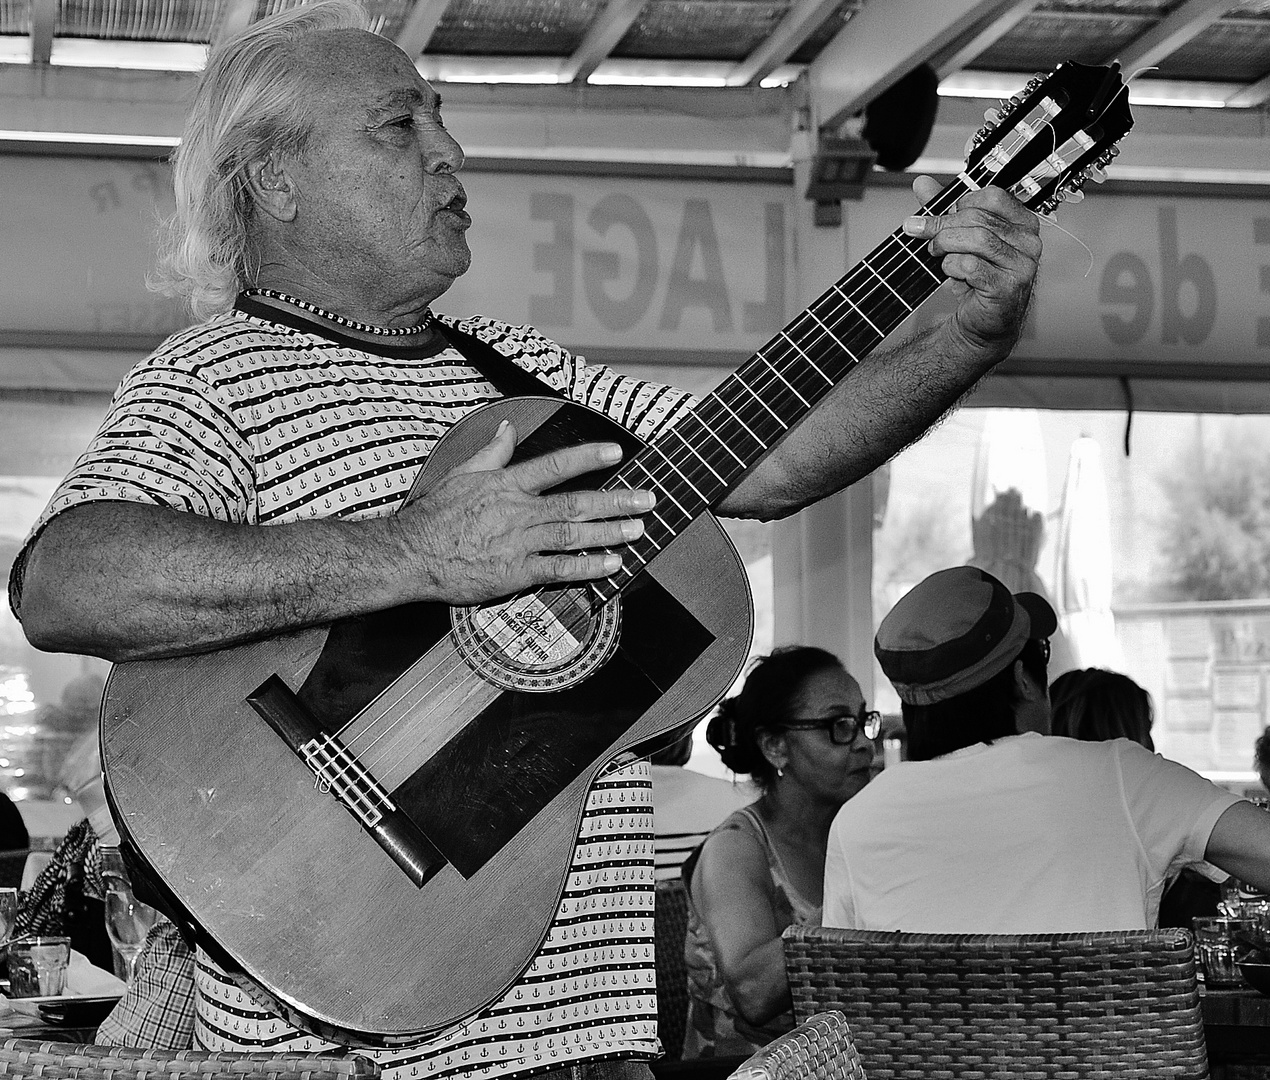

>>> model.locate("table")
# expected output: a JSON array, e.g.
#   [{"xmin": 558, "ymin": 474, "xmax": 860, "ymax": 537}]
[
  {"xmin": 0, "ymin": 1015, "xmax": 100, "ymax": 1044},
  {"xmin": 1203, "ymin": 986, "xmax": 1270, "ymax": 1070}
]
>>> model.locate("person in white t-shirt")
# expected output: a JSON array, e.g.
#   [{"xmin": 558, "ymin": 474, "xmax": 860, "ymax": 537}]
[{"xmin": 823, "ymin": 564, "xmax": 1270, "ymax": 934}]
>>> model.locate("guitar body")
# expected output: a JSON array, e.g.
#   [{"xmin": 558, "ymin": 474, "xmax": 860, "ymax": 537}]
[{"xmin": 101, "ymin": 396, "xmax": 753, "ymax": 1044}]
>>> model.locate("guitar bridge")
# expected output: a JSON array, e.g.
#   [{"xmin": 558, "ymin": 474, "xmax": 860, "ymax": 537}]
[
  {"xmin": 301, "ymin": 734, "xmax": 396, "ymax": 828},
  {"xmin": 246, "ymin": 673, "xmax": 445, "ymax": 888}
]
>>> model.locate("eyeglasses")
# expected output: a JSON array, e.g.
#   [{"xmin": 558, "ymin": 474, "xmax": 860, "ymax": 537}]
[{"xmin": 782, "ymin": 709, "xmax": 882, "ymax": 745}]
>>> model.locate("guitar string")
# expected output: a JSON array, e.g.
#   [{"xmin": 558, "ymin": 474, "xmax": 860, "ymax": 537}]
[
  {"xmin": 337, "ymin": 153, "xmax": 1003, "ymax": 779},
  {"xmin": 337, "ymin": 117, "xmax": 1077, "ymax": 784},
  {"xmin": 340, "ymin": 96, "xmax": 1107, "ymax": 784},
  {"xmin": 339, "ymin": 139, "xmax": 1027, "ymax": 778}
]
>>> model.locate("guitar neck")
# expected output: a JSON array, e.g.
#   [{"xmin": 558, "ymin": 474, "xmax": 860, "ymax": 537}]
[{"xmin": 593, "ymin": 176, "xmax": 970, "ymax": 603}]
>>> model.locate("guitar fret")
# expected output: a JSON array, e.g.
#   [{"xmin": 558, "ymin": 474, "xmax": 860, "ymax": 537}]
[
  {"xmin": 673, "ymin": 419, "xmax": 729, "ymax": 486},
  {"xmin": 799, "ymin": 316, "xmax": 851, "ymax": 383},
  {"xmin": 689, "ymin": 406, "xmax": 749, "ymax": 470},
  {"xmin": 740, "ymin": 360, "xmax": 793, "ymax": 430},
  {"xmin": 626, "ymin": 455, "xmax": 696, "ymax": 521},
  {"xmin": 711, "ymin": 396, "xmax": 770, "ymax": 456},
  {"xmin": 647, "ymin": 437, "xmax": 710, "ymax": 505},
  {"xmin": 861, "ymin": 258, "xmax": 914, "ymax": 310},
  {"xmin": 832, "ymin": 284, "xmax": 885, "ymax": 338},
  {"xmin": 769, "ymin": 335, "xmax": 813, "ymax": 405},
  {"xmin": 895, "ymin": 232, "xmax": 943, "ymax": 283}
]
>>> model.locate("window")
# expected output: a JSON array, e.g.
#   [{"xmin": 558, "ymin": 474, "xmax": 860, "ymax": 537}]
[{"xmin": 874, "ymin": 405, "xmax": 1270, "ymax": 791}]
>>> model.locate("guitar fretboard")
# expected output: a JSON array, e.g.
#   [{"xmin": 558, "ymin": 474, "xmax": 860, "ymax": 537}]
[{"xmin": 592, "ymin": 176, "xmax": 970, "ymax": 604}]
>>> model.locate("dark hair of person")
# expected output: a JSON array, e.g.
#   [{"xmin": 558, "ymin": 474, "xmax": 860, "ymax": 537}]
[
  {"xmin": 1049, "ymin": 667, "xmax": 1154, "ymax": 750},
  {"xmin": 0, "ymin": 790, "xmax": 29, "ymax": 851},
  {"xmin": 705, "ymin": 645, "xmax": 843, "ymax": 790},
  {"xmin": 1254, "ymin": 727, "xmax": 1270, "ymax": 776},
  {"xmin": 902, "ymin": 637, "xmax": 1049, "ymax": 761}
]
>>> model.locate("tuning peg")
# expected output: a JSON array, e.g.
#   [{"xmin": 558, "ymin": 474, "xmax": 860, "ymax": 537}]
[
  {"xmin": 1088, "ymin": 165, "xmax": 1107, "ymax": 184},
  {"xmin": 983, "ymin": 107, "xmax": 1001, "ymax": 124},
  {"xmin": 1061, "ymin": 188, "xmax": 1085, "ymax": 204}
]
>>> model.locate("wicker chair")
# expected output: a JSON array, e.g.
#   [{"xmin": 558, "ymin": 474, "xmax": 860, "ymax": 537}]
[
  {"xmin": 655, "ymin": 877, "xmax": 692, "ymax": 1060},
  {"xmin": 0, "ymin": 1040, "xmax": 381, "ymax": 1080},
  {"xmin": 728, "ymin": 1011, "xmax": 866, "ymax": 1080},
  {"xmin": 783, "ymin": 925, "xmax": 1209, "ymax": 1080}
]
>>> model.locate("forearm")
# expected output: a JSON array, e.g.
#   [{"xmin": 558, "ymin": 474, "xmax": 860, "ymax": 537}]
[
  {"xmin": 17, "ymin": 501, "xmax": 415, "ymax": 662},
  {"xmin": 1206, "ymin": 801, "xmax": 1270, "ymax": 894},
  {"xmin": 718, "ymin": 317, "xmax": 1010, "ymax": 520},
  {"xmin": 723, "ymin": 935, "xmax": 793, "ymax": 1027}
]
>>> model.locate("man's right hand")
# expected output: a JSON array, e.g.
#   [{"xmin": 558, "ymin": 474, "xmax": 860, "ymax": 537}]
[{"xmin": 393, "ymin": 420, "xmax": 655, "ymax": 605}]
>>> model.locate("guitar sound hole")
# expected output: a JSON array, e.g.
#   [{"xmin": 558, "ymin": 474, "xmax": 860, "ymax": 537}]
[{"xmin": 451, "ymin": 587, "xmax": 621, "ymax": 692}]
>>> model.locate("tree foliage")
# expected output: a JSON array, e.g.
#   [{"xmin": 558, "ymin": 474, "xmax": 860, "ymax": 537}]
[{"xmin": 1157, "ymin": 430, "xmax": 1270, "ymax": 601}]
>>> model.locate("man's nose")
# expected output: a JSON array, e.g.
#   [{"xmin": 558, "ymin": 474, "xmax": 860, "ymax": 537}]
[{"xmin": 425, "ymin": 128, "xmax": 465, "ymax": 174}]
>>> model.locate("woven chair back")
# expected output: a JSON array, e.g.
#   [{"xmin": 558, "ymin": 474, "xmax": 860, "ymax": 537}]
[
  {"xmin": 783, "ymin": 925, "xmax": 1209, "ymax": 1080},
  {"xmin": 655, "ymin": 877, "xmax": 692, "ymax": 1060},
  {"xmin": 729, "ymin": 1010, "xmax": 867, "ymax": 1080},
  {"xmin": 0, "ymin": 1039, "xmax": 381, "ymax": 1080}
]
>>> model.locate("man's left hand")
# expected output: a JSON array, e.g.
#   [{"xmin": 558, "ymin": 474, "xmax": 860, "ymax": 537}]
[{"xmin": 905, "ymin": 176, "xmax": 1041, "ymax": 358}]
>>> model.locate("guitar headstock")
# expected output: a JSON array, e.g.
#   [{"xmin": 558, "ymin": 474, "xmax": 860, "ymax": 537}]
[{"xmin": 966, "ymin": 60, "xmax": 1134, "ymax": 213}]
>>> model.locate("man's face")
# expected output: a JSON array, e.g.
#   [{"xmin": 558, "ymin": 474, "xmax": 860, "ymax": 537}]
[{"xmin": 278, "ymin": 30, "xmax": 472, "ymax": 312}]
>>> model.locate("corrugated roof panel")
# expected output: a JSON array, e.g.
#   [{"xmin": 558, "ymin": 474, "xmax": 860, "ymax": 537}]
[
  {"xmin": 789, "ymin": 1, "xmax": 861, "ymax": 65},
  {"xmin": 975, "ymin": 8, "xmax": 1156, "ymax": 69},
  {"xmin": 0, "ymin": 0, "xmax": 29, "ymax": 35},
  {"xmin": 613, "ymin": 0, "xmax": 792, "ymax": 62},
  {"xmin": 428, "ymin": 0, "xmax": 605, "ymax": 57},
  {"xmin": 1155, "ymin": 14, "xmax": 1270, "ymax": 81},
  {"xmin": 58, "ymin": 0, "xmax": 224, "ymax": 41}
]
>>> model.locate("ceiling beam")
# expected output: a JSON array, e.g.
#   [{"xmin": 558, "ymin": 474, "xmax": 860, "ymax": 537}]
[
  {"xmin": 559, "ymin": 0, "xmax": 647, "ymax": 84},
  {"xmin": 808, "ymin": 0, "xmax": 1020, "ymax": 132},
  {"xmin": 931, "ymin": 0, "xmax": 1042, "ymax": 79},
  {"xmin": 725, "ymin": 0, "xmax": 841, "ymax": 88},
  {"xmin": 395, "ymin": 0, "xmax": 453, "ymax": 60},
  {"xmin": 1225, "ymin": 70, "xmax": 1270, "ymax": 108},
  {"xmin": 1110, "ymin": 0, "xmax": 1230, "ymax": 74},
  {"xmin": 29, "ymin": 0, "xmax": 56, "ymax": 65}
]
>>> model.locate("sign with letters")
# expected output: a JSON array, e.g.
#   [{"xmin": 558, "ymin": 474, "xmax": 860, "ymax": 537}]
[{"xmin": 1, "ymin": 155, "xmax": 1268, "ymax": 387}]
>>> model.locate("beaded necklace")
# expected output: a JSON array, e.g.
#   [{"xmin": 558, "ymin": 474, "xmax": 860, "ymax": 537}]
[{"xmin": 244, "ymin": 288, "xmax": 433, "ymax": 337}]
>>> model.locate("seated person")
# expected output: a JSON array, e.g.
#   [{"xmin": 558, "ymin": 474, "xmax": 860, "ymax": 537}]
[
  {"xmin": 683, "ymin": 647, "xmax": 876, "ymax": 1058},
  {"xmin": 1050, "ymin": 666, "xmax": 1221, "ymax": 926},
  {"xmin": 14, "ymin": 729, "xmax": 118, "ymax": 971},
  {"xmin": 1049, "ymin": 667, "xmax": 1154, "ymax": 748},
  {"xmin": 1256, "ymin": 726, "xmax": 1270, "ymax": 796},
  {"xmin": 823, "ymin": 565, "xmax": 1270, "ymax": 933},
  {"xmin": 1, "ymin": 790, "xmax": 29, "ymax": 852},
  {"xmin": 650, "ymin": 730, "xmax": 754, "ymax": 883}
]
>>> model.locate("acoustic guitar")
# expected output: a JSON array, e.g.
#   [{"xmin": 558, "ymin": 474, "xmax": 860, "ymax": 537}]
[{"xmin": 101, "ymin": 60, "xmax": 1134, "ymax": 1045}]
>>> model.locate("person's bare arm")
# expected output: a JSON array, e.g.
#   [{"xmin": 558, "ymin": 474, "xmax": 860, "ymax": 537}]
[
  {"xmin": 689, "ymin": 828, "xmax": 793, "ymax": 1028},
  {"xmin": 718, "ymin": 178, "xmax": 1041, "ymax": 520},
  {"xmin": 17, "ymin": 423, "xmax": 652, "ymax": 662},
  {"xmin": 1205, "ymin": 801, "xmax": 1270, "ymax": 893}
]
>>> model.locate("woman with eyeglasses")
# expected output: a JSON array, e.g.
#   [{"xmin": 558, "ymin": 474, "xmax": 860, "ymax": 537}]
[{"xmin": 679, "ymin": 646, "xmax": 879, "ymax": 1060}]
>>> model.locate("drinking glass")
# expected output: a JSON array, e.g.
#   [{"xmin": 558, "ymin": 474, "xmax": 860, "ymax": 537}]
[
  {"xmin": 100, "ymin": 847, "xmax": 158, "ymax": 983},
  {"xmin": 8, "ymin": 935, "xmax": 71, "ymax": 996},
  {"xmin": 1194, "ymin": 915, "xmax": 1255, "ymax": 987}
]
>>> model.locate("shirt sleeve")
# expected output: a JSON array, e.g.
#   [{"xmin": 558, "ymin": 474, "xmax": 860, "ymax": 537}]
[
  {"xmin": 9, "ymin": 359, "xmax": 255, "ymax": 619},
  {"xmin": 821, "ymin": 810, "xmax": 858, "ymax": 928},
  {"xmin": 1116, "ymin": 739, "xmax": 1244, "ymax": 876}
]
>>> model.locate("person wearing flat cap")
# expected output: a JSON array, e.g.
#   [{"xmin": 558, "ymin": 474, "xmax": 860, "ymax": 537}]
[{"xmin": 822, "ymin": 565, "xmax": 1270, "ymax": 933}]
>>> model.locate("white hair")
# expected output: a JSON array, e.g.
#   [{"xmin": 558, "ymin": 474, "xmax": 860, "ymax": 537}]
[{"xmin": 149, "ymin": 0, "xmax": 373, "ymax": 318}]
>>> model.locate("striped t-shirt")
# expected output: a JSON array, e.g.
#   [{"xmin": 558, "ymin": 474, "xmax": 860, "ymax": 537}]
[{"xmin": 14, "ymin": 298, "xmax": 698, "ymax": 1076}]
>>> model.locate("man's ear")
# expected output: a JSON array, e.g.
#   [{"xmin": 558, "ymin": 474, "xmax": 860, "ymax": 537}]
[{"xmin": 245, "ymin": 153, "xmax": 297, "ymax": 223}]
